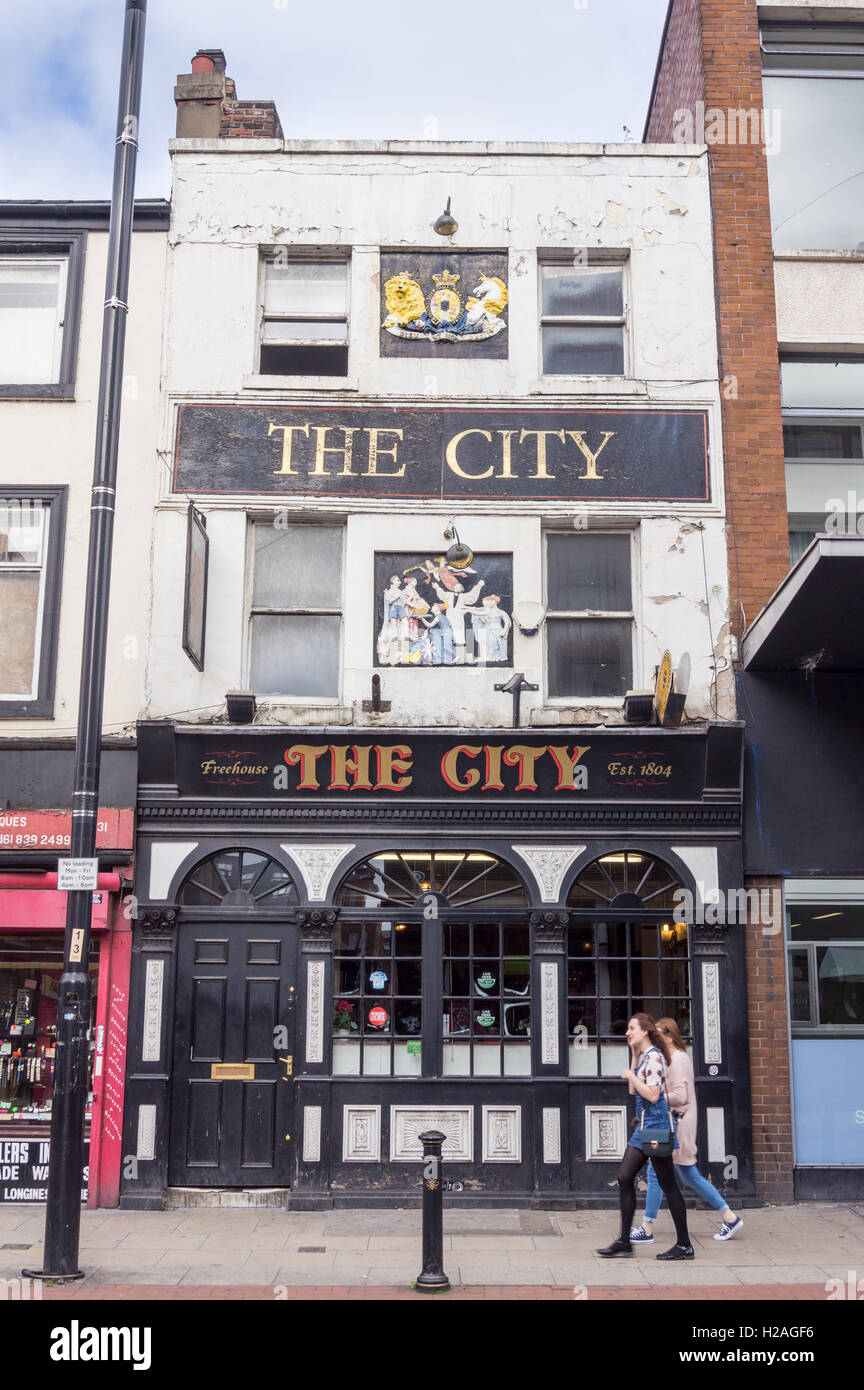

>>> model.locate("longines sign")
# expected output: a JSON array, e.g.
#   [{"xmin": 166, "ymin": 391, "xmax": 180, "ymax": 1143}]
[
  {"xmin": 171, "ymin": 730, "xmax": 712, "ymax": 801},
  {"xmin": 173, "ymin": 403, "xmax": 710, "ymax": 502}
]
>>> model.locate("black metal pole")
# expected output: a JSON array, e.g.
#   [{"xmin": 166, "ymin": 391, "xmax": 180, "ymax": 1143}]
[
  {"xmin": 415, "ymin": 1130, "xmax": 450, "ymax": 1292},
  {"xmin": 24, "ymin": 0, "xmax": 147, "ymax": 1282}
]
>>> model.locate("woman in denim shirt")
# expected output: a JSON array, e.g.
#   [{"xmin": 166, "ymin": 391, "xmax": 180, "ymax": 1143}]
[
  {"xmin": 597, "ymin": 1013, "xmax": 694, "ymax": 1261},
  {"xmin": 630, "ymin": 1017, "xmax": 743, "ymax": 1245}
]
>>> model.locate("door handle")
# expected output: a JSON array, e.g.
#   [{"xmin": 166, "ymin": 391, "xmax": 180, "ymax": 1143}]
[{"xmin": 279, "ymin": 1055, "xmax": 293, "ymax": 1079}]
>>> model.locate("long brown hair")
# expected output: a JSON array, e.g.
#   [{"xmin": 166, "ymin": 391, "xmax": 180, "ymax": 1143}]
[
  {"xmin": 657, "ymin": 1017, "xmax": 687, "ymax": 1052},
  {"xmin": 630, "ymin": 1012, "xmax": 673, "ymax": 1065}
]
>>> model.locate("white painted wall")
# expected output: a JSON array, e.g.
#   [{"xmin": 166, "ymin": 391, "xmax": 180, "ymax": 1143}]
[
  {"xmin": 147, "ymin": 140, "xmax": 732, "ymax": 727},
  {"xmin": 0, "ymin": 230, "xmax": 166, "ymax": 737}
]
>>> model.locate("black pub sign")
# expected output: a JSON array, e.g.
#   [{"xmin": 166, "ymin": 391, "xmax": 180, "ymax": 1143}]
[
  {"xmin": 173, "ymin": 403, "xmax": 710, "ymax": 503},
  {"xmin": 163, "ymin": 727, "xmax": 738, "ymax": 804}
]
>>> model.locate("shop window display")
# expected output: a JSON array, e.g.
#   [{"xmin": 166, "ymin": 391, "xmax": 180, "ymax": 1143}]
[
  {"xmin": 0, "ymin": 935, "xmax": 99, "ymax": 1126},
  {"xmin": 333, "ymin": 850, "xmax": 529, "ymax": 1077}
]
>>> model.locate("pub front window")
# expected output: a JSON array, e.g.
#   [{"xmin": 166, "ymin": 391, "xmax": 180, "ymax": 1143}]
[
  {"xmin": 334, "ymin": 850, "xmax": 529, "ymax": 1078},
  {"xmin": 566, "ymin": 851, "xmax": 691, "ymax": 1076}
]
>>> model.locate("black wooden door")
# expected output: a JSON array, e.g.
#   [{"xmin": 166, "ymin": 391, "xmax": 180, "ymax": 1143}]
[{"xmin": 169, "ymin": 924, "xmax": 297, "ymax": 1187}]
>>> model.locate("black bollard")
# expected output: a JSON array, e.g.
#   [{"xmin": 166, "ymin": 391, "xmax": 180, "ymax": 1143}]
[{"xmin": 415, "ymin": 1129, "xmax": 451, "ymax": 1292}]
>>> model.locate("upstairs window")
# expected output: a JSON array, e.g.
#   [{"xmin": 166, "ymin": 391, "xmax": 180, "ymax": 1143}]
[
  {"xmin": 762, "ymin": 24, "xmax": 864, "ymax": 250},
  {"xmin": 259, "ymin": 256, "xmax": 349, "ymax": 376},
  {"xmin": 544, "ymin": 532, "xmax": 635, "ymax": 699},
  {"xmin": 539, "ymin": 256, "xmax": 626, "ymax": 375},
  {"xmin": 0, "ymin": 233, "xmax": 84, "ymax": 398},
  {"xmin": 781, "ymin": 356, "xmax": 864, "ymax": 564},
  {"xmin": 248, "ymin": 521, "xmax": 344, "ymax": 699},
  {"xmin": 0, "ymin": 489, "xmax": 67, "ymax": 718}
]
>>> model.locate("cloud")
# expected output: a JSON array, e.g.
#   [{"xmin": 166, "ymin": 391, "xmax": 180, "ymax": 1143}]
[{"xmin": 0, "ymin": 0, "xmax": 669, "ymax": 199}]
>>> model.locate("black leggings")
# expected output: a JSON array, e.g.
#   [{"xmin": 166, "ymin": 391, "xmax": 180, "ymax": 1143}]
[{"xmin": 617, "ymin": 1145, "xmax": 690, "ymax": 1246}]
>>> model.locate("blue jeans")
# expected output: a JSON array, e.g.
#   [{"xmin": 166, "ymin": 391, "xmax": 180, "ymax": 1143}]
[{"xmin": 644, "ymin": 1161, "xmax": 728, "ymax": 1222}]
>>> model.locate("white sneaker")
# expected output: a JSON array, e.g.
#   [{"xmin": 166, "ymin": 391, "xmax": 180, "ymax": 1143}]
[{"xmin": 713, "ymin": 1216, "xmax": 743, "ymax": 1241}]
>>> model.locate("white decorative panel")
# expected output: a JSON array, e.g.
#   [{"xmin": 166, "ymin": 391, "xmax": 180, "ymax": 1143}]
[
  {"xmin": 136, "ymin": 1104, "xmax": 156, "ymax": 1161},
  {"xmin": 141, "ymin": 959, "xmax": 164, "ymax": 1062},
  {"xmin": 512, "ymin": 844, "xmax": 586, "ymax": 902},
  {"xmin": 542, "ymin": 1107, "xmax": 562, "ymax": 1164},
  {"xmin": 541, "ymin": 960, "xmax": 558, "ymax": 1065},
  {"xmin": 670, "ymin": 845, "xmax": 719, "ymax": 906},
  {"xmin": 303, "ymin": 1106, "xmax": 322, "ymax": 1163},
  {"xmin": 481, "ymin": 1106, "xmax": 521, "ymax": 1163},
  {"xmin": 148, "ymin": 841, "xmax": 199, "ymax": 901},
  {"xmin": 282, "ymin": 843, "xmax": 355, "ymax": 901},
  {"xmin": 389, "ymin": 1106, "xmax": 474, "ymax": 1163},
  {"xmin": 585, "ymin": 1105, "xmax": 627, "ymax": 1162},
  {"xmin": 706, "ymin": 1106, "xmax": 727, "ymax": 1164},
  {"xmin": 342, "ymin": 1105, "xmax": 381, "ymax": 1162},
  {"xmin": 305, "ymin": 959, "xmax": 325, "ymax": 1064},
  {"xmin": 701, "ymin": 961, "xmax": 722, "ymax": 1064}
]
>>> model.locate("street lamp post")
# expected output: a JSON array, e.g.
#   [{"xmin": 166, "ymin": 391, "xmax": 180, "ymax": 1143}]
[{"xmin": 24, "ymin": 0, "xmax": 148, "ymax": 1282}]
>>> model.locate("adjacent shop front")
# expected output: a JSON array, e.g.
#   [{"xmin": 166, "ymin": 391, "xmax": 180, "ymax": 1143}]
[
  {"xmin": 121, "ymin": 719, "xmax": 752, "ymax": 1208},
  {"xmin": 0, "ymin": 808, "xmax": 133, "ymax": 1206},
  {"xmin": 742, "ymin": 535, "xmax": 864, "ymax": 1200}
]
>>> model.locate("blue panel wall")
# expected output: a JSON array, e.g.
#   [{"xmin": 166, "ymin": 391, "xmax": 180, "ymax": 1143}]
[{"xmin": 792, "ymin": 1039, "xmax": 864, "ymax": 1164}]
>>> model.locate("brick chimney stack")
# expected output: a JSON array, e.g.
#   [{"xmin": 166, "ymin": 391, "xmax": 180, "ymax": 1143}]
[{"xmin": 174, "ymin": 50, "xmax": 283, "ymax": 139}]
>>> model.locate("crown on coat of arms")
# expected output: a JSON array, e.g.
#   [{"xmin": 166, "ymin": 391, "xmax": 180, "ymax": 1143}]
[{"xmin": 432, "ymin": 269, "xmax": 460, "ymax": 287}]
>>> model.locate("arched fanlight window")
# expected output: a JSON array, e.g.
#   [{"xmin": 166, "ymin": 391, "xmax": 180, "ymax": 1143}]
[
  {"xmin": 336, "ymin": 850, "xmax": 527, "ymax": 910},
  {"xmin": 568, "ymin": 851, "xmax": 682, "ymax": 912},
  {"xmin": 179, "ymin": 849, "xmax": 298, "ymax": 908}
]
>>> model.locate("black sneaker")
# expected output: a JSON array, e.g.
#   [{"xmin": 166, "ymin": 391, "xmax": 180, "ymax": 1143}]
[
  {"xmin": 656, "ymin": 1243, "xmax": 694, "ymax": 1260},
  {"xmin": 597, "ymin": 1237, "xmax": 633, "ymax": 1258}
]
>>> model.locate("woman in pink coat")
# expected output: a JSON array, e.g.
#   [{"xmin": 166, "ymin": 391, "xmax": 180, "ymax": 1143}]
[{"xmin": 630, "ymin": 1017, "xmax": 744, "ymax": 1243}]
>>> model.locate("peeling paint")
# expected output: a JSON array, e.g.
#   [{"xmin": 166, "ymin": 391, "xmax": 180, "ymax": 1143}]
[
  {"xmin": 658, "ymin": 190, "xmax": 688, "ymax": 217},
  {"xmin": 604, "ymin": 200, "xmax": 628, "ymax": 227}
]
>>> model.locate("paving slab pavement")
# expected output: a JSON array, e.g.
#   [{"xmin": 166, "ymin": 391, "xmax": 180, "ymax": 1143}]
[{"xmin": 2, "ymin": 1200, "xmax": 862, "ymax": 1298}]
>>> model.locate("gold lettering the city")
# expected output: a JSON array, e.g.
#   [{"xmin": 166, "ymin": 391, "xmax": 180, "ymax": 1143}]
[{"xmin": 267, "ymin": 421, "xmax": 615, "ymax": 481}]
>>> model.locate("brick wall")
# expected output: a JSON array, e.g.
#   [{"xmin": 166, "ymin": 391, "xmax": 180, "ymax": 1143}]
[
  {"xmin": 646, "ymin": 3, "xmax": 796, "ymax": 1205},
  {"xmin": 220, "ymin": 100, "xmax": 284, "ymax": 140},
  {"xmin": 645, "ymin": 0, "xmax": 704, "ymax": 138},
  {"xmin": 646, "ymin": 0, "xmax": 790, "ymax": 634},
  {"xmin": 743, "ymin": 877, "xmax": 794, "ymax": 1204}
]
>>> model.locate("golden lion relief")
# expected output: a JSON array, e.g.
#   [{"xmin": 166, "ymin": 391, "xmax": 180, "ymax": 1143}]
[{"xmin": 383, "ymin": 273, "xmax": 427, "ymax": 328}]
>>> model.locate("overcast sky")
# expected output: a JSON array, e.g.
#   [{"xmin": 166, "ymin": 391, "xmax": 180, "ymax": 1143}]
[{"xmin": 0, "ymin": 0, "xmax": 670, "ymax": 201}]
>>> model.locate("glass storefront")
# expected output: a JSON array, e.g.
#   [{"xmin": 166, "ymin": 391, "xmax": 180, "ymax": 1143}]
[
  {"xmin": 0, "ymin": 934, "xmax": 100, "ymax": 1127},
  {"xmin": 786, "ymin": 885, "xmax": 864, "ymax": 1167},
  {"xmin": 329, "ymin": 848, "xmax": 693, "ymax": 1081}
]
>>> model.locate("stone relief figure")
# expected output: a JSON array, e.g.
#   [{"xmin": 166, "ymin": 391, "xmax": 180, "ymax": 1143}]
[
  {"xmin": 376, "ymin": 554, "xmax": 511, "ymax": 666},
  {"xmin": 464, "ymin": 594, "xmax": 512, "ymax": 664}
]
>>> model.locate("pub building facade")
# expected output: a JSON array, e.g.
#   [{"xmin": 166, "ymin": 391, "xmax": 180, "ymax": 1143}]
[{"xmin": 121, "ymin": 51, "xmax": 751, "ymax": 1206}]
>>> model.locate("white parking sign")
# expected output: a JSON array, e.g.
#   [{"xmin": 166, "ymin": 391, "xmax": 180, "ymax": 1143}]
[{"xmin": 56, "ymin": 859, "xmax": 99, "ymax": 891}]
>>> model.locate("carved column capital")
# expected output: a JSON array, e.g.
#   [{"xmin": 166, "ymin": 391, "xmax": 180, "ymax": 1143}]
[
  {"xmin": 137, "ymin": 906, "xmax": 179, "ymax": 953},
  {"xmin": 296, "ymin": 907, "xmax": 337, "ymax": 954},
  {"xmin": 530, "ymin": 910, "xmax": 569, "ymax": 954},
  {"xmin": 691, "ymin": 924, "xmax": 728, "ymax": 957}
]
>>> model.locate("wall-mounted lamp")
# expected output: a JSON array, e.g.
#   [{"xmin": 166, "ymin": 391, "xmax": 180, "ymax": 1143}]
[
  {"xmin": 513, "ymin": 601, "xmax": 546, "ymax": 636},
  {"xmin": 226, "ymin": 690, "xmax": 257, "ymax": 724},
  {"xmin": 442, "ymin": 524, "xmax": 473, "ymax": 569},
  {"xmin": 433, "ymin": 196, "xmax": 458, "ymax": 237}
]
